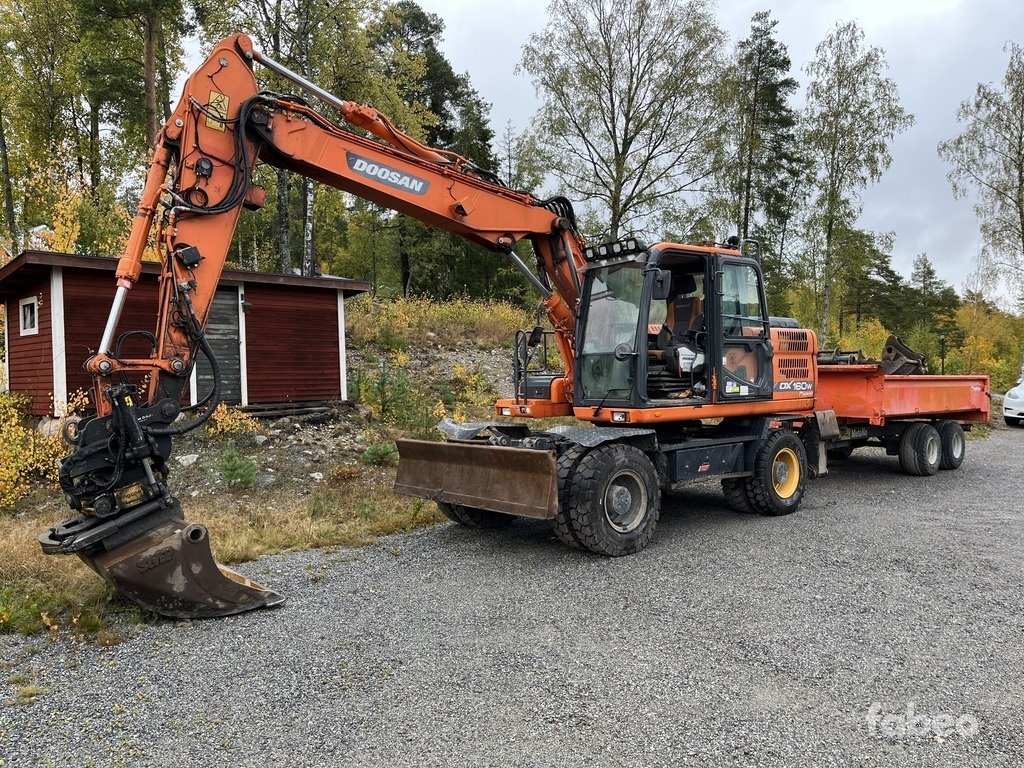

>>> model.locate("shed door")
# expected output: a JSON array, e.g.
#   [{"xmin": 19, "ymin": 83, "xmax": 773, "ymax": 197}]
[{"xmin": 196, "ymin": 287, "xmax": 242, "ymax": 405}]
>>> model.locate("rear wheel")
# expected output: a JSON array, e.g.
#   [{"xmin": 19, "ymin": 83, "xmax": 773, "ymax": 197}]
[
  {"xmin": 1006, "ymin": 415, "xmax": 1021, "ymax": 427},
  {"xmin": 937, "ymin": 420, "xmax": 965, "ymax": 470},
  {"xmin": 721, "ymin": 477, "xmax": 755, "ymax": 513},
  {"xmin": 897, "ymin": 422, "xmax": 941, "ymax": 476},
  {"xmin": 567, "ymin": 444, "xmax": 660, "ymax": 556},
  {"xmin": 437, "ymin": 501, "xmax": 516, "ymax": 529},
  {"xmin": 746, "ymin": 430, "xmax": 807, "ymax": 516}
]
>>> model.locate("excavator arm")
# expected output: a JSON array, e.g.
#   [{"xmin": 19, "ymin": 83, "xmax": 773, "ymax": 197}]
[{"xmin": 40, "ymin": 33, "xmax": 586, "ymax": 618}]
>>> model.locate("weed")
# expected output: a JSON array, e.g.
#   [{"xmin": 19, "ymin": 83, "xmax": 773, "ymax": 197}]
[
  {"xmin": 309, "ymin": 488, "xmax": 343, "ymax": 519},
  {"xmin": 207, "ymin": 403, "xmax": 263, "ymax": 439},
  {"xmin": 15, "ymin": 684, "xmax": 44, "ymax": 705}
]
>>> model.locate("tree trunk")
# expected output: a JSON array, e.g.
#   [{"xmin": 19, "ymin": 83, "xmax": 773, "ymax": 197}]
[
  {"xmin": 143, "ymin": 8, "xmax": 160, "ymax": 147},
  {"xmin": 88, "ymin": 101, "xmax": 101, "ymax": 196},
  {"xmin": 302, "ymin": 178, "xmax": 315, "ymax": 275},
  {"xmin": 277, "ymin": 168, "xmax": 291, "ymax": 271},
  {"xmin": 0, "ymin": 104, "xmax": 18, "ymax": 249}
]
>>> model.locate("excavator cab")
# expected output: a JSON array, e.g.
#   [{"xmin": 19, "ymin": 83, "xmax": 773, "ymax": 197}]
[{"xmin": 574, "ymin": 240, "xmax": 774, "ymax": 410}]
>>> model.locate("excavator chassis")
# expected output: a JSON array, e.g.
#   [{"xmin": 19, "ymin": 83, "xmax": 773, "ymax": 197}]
[{"xmin": 40, "ymin": 495, "xmax": 284, "ymax": 619}]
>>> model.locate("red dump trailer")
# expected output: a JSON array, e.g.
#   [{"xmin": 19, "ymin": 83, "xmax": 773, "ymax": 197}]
[{"xmin": 814, "ymin": 364, "xmax": 990, "ymax": 475}]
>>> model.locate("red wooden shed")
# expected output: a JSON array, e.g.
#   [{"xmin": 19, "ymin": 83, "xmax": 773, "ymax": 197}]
[{"xmin": 0, "ymin": 251, "xmax": 371, "ymax": 416}]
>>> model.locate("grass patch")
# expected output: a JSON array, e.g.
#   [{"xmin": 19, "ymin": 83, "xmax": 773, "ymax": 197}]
[
  {"xmin": 346, "ymin": 295, "xmax": 532, "ymax": 349},
  {"xmin": 0, "ymin": 468, "xmax": 444, "ymax": 638}
]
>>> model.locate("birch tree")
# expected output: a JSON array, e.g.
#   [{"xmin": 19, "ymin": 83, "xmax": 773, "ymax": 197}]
[
  {"xmin": 800, "ymin": 21, "xmax": 913, "ymax": 344},
  {"xmin": 938, "ymin": 42, "xmax": 1024, "ymax": 305},
  {"xmin": 520, "ymin": 0, "xmax": 725, "ymax": 240}
]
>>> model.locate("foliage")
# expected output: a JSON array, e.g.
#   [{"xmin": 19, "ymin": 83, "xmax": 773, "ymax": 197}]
[
  {"xmin": 0, "ymin": 393, "xmax": 67, "ymax": 510},
  {"xmin": 206, "ymin": 402, "xmax": 263, "ymax": 439},
  {"xmin": 520, "ymin": 0, "xmax": 725, "ymax": 240},
  {"xmin": 360, "ymin": 441, "xmax": 399, "ymax": 466},
  {"xmin": 938, "ymin": 42, "xmax": 1024, "ymax": 304},
  {"xmin": 345, "ymin": 295, "xmax": 532, "ymax": 349},
  {"xmin": 798, "ymin": 21, "xmax": 915, "ymax": 346},
  {"xmin": 217, "ymin": 441, "xmax": 259, "ymax": 489}
]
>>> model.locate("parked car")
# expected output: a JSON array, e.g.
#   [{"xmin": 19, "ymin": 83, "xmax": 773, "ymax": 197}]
[{"xmin": 1005, "ymin": 378, "xmax": 1023, "ymax": 427}]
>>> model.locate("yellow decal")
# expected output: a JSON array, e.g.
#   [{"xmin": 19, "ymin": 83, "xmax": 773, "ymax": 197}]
[
  {"xmin": 206, "ymin": 91, "xmax": 229, "ymax": 131},
  {"xmin": 117, "ymin": 483, "xmax": 146, "ymax": 508},
  {"xmin": 124, "ymin": 395, "xmax": 134, "ymax": 407}
]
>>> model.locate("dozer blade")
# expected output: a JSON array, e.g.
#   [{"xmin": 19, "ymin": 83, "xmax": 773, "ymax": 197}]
[
  {"xmin": 395, "ymin": 439, "xmax": 558, "ymax": 519},
  {"xmin": 40, "ymin": 497, "xmax": 284, "ymax": 619}
]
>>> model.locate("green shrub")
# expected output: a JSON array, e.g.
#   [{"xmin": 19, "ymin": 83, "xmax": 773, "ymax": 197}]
[{"xmin": 218, "ymin": 442, "xmax": 258, "ymax": 488}]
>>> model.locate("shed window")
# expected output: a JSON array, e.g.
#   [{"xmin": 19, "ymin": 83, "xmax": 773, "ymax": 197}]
[{"xmin": 19, "ymin": 296, "xmax": 39, "ymax": 336}]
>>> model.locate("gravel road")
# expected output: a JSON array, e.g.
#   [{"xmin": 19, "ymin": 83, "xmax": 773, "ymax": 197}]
[{"xmin": 2, "ymin": 427, "xmax": 1022, "ymax": 768}]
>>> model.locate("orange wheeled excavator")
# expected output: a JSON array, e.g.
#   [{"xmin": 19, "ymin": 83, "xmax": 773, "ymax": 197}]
[{"xmin": 40, "ymin": 34, "xmax": 989, "ymax": 619}]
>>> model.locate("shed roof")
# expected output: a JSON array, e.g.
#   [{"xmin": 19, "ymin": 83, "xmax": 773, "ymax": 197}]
[{"xmin": 0, "ymin": 251, "xmax": 372, "ymax": 297}]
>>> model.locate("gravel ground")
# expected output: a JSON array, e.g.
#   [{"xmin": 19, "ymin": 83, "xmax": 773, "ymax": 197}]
[{"xmin": 2, "ymin": 427, "xmax": 1022, "ymax": 768}]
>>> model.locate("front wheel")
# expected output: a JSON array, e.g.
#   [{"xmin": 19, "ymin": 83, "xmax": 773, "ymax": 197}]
[
  {"xmin": 745, "ymin": 430, "xmax": 807, "ymax": 516},
  {"xmin": 567, "ymin": 444, "xmax": 660, "ymax": 556},
  {"xmin": 437, "ymin": 501, "xmax": 516, "ymax": 529}
]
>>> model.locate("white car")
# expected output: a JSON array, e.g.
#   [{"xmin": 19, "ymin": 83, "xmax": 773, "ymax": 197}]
[{"xmin": 1005, "ymin": 378, "xmax": 1023, "ymax": 427}]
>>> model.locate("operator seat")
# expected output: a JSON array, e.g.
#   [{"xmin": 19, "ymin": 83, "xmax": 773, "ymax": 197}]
[{"xmin": 653, "ymin": 273, "xmax": 703, "ymax": 356}]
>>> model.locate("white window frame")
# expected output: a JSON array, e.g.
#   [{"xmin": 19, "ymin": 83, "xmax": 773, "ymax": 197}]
[{"xmin": 19, "ymin": 296, "xmax": 39, "ymax": 336}]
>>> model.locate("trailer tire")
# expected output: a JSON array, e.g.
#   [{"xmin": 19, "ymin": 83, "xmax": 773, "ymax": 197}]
[
  {"xmin": 437, "ymin": 501, "xmax": 516, "ymax": 529},
  {"xmin": 937, "ymin": 420, "xmax": 965, "ymax": 470},
  {"xmin": 746, "ymin": 430, "xmax": 807, "ymax": 516},
  {"xmin": 551, "ymin": 445, "xmax": 588, "ymax": 548},
  {"xmin": 897, "ymin": 422, "xmax": 941, "ymax": 476},
  {"xmin": 827, "ymin": 445, "xmax": 854, "ymax": 461},
  {"xmin": 567, "ymin": 444, "xmax": 660, "ymax": 556},
  {"xmin": 721, "ymin": 478, "xmax": 755, "ymax": 513}
]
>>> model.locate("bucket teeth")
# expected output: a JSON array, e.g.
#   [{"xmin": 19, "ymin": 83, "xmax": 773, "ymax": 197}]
[{"xmin": 40, "ymin": 498, "xmax": 284, "ymax": 619}]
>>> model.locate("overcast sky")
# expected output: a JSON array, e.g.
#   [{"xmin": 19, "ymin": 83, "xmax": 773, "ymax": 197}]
[{"xmin": 412, "ymin": 0, "xmax": 1024, "ymax": 299}]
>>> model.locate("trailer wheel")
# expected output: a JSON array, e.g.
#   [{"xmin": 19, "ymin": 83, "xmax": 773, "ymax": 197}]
[
  {"xmin": 567, "ymin": 444, "xmax": 660, "ymax": 556},
  {"xmin": 897, "ymin": 423, "xmax": 941, "ymax": 476},
  {"xmin": 721, "ymin": 478, "xmax": 755, "ymax": 513},
  {"xmin": 551, "ymin": 445, "xmax": 588, "ymax": 548},
  {"xmin": 746, "ymin": 430, "xmax": 807, "ymax": 516},
  {"xmin": 437, "ymin": 501, "xmax": 516, "ymax": 529},
  {"xmin": 827, "ymin": 445, "xmax": 854, "ymax": 461},
  {"xmin": 937, "ymin": 420, "xmax": 965, "ymax": 470}
]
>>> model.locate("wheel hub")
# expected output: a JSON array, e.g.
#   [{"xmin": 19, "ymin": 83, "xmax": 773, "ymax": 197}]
[
  {"xmin": 603, "ymin": 471, "xmax": 647, "ymax": 533},
  {"xmin": 610, "ymin": 485, "xmax": 633, "ymax": 516}
]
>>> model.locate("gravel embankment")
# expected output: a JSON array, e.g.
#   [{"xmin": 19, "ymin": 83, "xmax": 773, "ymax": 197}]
[{"xmin": 2, "ymin": 427, "xmax": 1022, "ymax": 767}]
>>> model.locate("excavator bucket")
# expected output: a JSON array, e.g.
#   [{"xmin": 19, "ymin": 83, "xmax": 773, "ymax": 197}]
[
  {"xmin": 40, "ymin": 498, "xmax": 284, "ymax": 619},
  {"xmin": 395, "ymin": 439, "xmax": 559, "ymax": 519}
]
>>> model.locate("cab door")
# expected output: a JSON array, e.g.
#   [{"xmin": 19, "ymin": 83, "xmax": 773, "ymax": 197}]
[{"xmin": 715, "ymin": 260, "xmax": 773, "ymax": 401}]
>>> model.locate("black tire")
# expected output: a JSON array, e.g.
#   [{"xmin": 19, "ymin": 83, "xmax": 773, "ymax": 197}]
[
  {"xmin": 745, "ymin": 430, "xmax": 807, "ymax": 516},
  {"xmin": 897, "ymin": 422, "xmax": 941, "ymax": 476},
  {"xmin": 551, "ymin": 445, "xmax": 588, "ymax": 548},
  {"xmin": 721, "ymin": 477, "xmax": 755, "ymax": 513},
  {"xmin": 937, "ymin": 420, "xmax": 965, "ymax": 470},
  {"xmin": 566, "ymin": 444, "xmax": 660, "ymax": 556},
  {"xmin": 437, "ymin": 501, "xmax": 516, "ymax": 529},
  {"xmin": 1006, "ymin": 415, "xmax": 1021, "ymax": 427}
]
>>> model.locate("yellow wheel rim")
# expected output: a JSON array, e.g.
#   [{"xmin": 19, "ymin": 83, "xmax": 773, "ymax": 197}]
[{"xmin": 772, "ymin": 447, "xmax": 800, "ymax": 499}]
